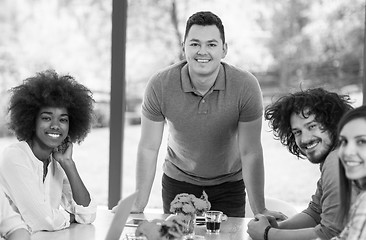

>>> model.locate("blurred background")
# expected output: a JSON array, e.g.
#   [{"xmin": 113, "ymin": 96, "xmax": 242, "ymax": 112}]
[{"xmin": 0, "ymin": 0, "xmax": 364, "ymax": 211}]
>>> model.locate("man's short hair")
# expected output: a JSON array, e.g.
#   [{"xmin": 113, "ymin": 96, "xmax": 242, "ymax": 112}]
[{"xmin": 184, "ymin": 11, "xmax": 225, "ymax": 44}]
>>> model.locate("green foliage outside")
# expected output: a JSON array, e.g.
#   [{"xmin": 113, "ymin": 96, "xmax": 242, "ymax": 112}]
[{"xmin": 0, "ymin": 0, "xmax": 364, "ymax": 135}]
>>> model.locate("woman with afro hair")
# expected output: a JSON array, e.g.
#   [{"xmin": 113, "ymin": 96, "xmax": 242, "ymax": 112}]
[{"xmin": 0, "ymin": 70, "xmax": 97, "ymax": 233}]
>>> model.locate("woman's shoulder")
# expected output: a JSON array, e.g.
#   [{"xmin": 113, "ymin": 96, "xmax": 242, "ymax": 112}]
[
  {"xmin": 350, "ymin": 191, "xmax": 366, "ymax": 223},
  {"xmin": 1, "ymin": 142, "xmax": 34, "ymax": 166},
  {"xmin": 3, "ymin": 141, "xmax": 30, "ymax": 156},
  {"xmin": 357, "ymin": 191, "xmax": 366, "ymax": 203}
]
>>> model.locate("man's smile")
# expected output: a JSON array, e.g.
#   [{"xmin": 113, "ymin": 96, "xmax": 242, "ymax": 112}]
[
  {"xmin": 196, "ymin": 59, "xmax": 210, "ymax": 63},
  {"xmin": 301, "ymin": 140, "xmax": 320, "ymax": 151}
]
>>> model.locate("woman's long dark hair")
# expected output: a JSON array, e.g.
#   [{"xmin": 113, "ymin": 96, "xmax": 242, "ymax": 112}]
[{"xmin": 336, "ymin": 105, "xmax": 366, "ymax": 225}]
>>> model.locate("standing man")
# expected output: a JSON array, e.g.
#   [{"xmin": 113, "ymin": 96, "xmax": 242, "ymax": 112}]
[
  {"xmin": 247, "ymin": 88, "xmax": 354, "ymax": 240},
  {"xmin": 131, "ymin": 11, "xmax": 284, "ymax": 219}
]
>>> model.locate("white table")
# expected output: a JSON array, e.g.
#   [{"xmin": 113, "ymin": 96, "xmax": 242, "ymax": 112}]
[{"xmin": 32, "ymin": 208, "xmax": 253, "ymax": 240}]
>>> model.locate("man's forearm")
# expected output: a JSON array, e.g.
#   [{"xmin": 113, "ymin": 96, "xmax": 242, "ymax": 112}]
[
  {"xmin": 278, "ymin": 213, "xmax": 317, "ymax": 229},
  {"xmin": 242, "ymin": 153, "xmax": 265, "ymax": 214},
  {"xmin": 268, "ymin": 227, "xmax": 318, "ymax": 240},
  {"xmin": 134, "ymin": 147, "xmax": 159, "ymax": 211}
]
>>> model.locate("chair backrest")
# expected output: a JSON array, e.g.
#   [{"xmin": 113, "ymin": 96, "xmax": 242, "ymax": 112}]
[
  {"xmin": 245, "ymin": 197, "xmax": 298, "ymax": 218},
  {"xmin": 105, "ymin": 191, "xmax": 138, "ymax": 240}
]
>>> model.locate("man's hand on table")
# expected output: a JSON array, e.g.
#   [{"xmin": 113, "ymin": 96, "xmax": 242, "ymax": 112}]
[
  {"xmin": 260, "ymin": 208, "xmax": 287, "ymax": 221},
  {"xmin": 247, "ymin": 214, "xmax": 276, "ymax": 240}
]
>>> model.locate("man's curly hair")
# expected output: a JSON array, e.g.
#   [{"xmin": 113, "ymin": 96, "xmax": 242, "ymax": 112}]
[
  {"xmin": 8, "ymin": 70, "xmax": 95, "ymax": 143},
  {"xmin": 264, "ymin": 88, "xmax": 353, "ymax": 158}
]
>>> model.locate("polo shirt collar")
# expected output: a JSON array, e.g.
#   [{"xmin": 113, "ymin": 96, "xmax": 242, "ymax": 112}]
[{"xmin": 181, "ymin": 63, "xmax": 226, "ymax": 93}]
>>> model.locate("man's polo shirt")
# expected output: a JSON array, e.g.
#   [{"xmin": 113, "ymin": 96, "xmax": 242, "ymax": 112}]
[{"xmin": 142, "ymin": 60, "xmax": 263, "ymax": 185}]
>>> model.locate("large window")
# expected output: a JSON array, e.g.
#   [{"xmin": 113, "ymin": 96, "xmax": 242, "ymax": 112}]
[{"xmin": 1, "ymin": 0, "xmax": 364, "ymax": 210}]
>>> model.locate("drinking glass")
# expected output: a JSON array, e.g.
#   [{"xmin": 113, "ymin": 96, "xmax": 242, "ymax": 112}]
[{"xmin": 205, "ymin": 210, "xmax": 223, "ymax": 233}]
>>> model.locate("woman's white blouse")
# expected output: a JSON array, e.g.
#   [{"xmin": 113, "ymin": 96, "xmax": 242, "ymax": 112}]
[{"xmin": 0, "ymin": 141, "xmax": 97, "ymax": 232}]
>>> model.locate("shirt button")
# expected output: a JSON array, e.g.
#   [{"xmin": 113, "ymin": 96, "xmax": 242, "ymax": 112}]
[{"xmin": 202, "ymin": 99, "xmax": 205, "ymax": 103}]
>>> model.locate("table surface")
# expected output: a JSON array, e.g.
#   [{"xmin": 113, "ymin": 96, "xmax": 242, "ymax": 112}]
[{"xmin": 31, "ymin": 208, "xmax": 253, "ymax": 240}]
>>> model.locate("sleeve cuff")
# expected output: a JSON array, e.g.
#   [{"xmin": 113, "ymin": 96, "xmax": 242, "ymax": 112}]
[{"xmin": 73, "ymin": 198, "xmax": 97, "ymax": 224}]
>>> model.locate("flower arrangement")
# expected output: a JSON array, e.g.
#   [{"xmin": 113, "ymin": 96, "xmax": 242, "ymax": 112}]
[
  {"xmin": 135, "ymin": 218, "xmax": 186, "ymax": 240},
  {"xmin": 169, "ymin": 191, "xmax": 211, "ymax": 216}
]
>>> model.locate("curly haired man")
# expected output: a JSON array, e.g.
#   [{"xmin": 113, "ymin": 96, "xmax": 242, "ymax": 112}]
[{"xmin": 248, "ymin": 88, "xmax": 356, "ymax": 240}]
